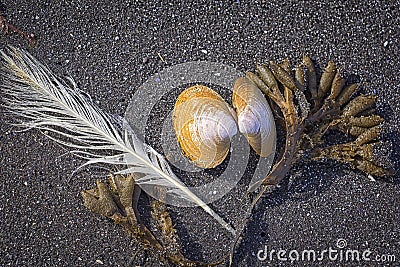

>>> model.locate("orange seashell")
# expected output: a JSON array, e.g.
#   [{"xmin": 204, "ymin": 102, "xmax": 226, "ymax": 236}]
[
  {"xmin": 233, "ymin": 77, "xmax": 276, "ymax": 157},
  {"xmin": 172, "ymin": 85, "xmax": 238, "ymax": 168}
]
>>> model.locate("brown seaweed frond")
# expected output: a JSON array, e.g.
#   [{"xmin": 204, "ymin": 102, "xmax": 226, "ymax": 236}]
[
  {"xmin": 82, "ymin": 173, "xmax": 224, "ymax": 266},
  {"xmin": 82, "ymin": 174, "xmax": 162, "ymax": 250},
  {"xmin": 0, "ymin": 14, "xmax": 37, "ymax": 46},
  {"xmin": 246, "ymin": 56, "xmax": 393, "ymax": 203},
  {"xmin": 226, "ymin": 56, "xmax": 394, "ymax": 265}
]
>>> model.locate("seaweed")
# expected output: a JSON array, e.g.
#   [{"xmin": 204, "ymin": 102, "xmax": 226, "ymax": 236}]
[
  {"xmin": 82, "ymin": 174, "xmax": 224, "ymax": 266},
  {"xmin": 81, "ymin": 57, "xmax": 393, "ymax": 266},
  {"xmin": 0, "ymin": 14, "xmax": 37, "ymax": 46},
  {"xmin": 247, "ymin": 56, "xmax": 392, "ymax": 203}
]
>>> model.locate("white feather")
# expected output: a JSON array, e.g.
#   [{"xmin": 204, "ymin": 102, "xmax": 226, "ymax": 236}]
[{"xmin": 0, "ymin": 46, "xmax": 235, "ymax": 235}]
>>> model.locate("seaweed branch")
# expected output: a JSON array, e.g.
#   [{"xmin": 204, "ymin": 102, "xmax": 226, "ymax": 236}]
[
  {"xmin": 0, "ymin": 14, "xmax": 37, "ymax": 46},
  {"xmin": 246, "ymin": 56, "xmax": 392, "ymax": 205},
  {"xmin": 227, "ymin": 56, "xmax": 394, "ymax": 265},
  {"xmin": 82, "ymin": 173, "xmax": 225, "ymax": 266}
]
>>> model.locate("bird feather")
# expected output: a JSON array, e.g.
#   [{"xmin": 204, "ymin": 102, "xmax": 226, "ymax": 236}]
[{"xmin": 0, "ymin": 46, "xmax": 235, "ymax": 235}]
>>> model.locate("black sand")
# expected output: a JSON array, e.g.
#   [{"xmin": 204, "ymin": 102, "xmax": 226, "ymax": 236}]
[{"xmin": 1, "ymin": 1, "xmax": 399, "ymax": 266}]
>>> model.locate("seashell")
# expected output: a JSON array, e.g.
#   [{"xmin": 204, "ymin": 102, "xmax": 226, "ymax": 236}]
[
  {"xmin": 172, "ymin": 85, "xmax": 238, "ymax": 168},
  {"xmin": 232, "ymin": 77, "xmax": 276, "ymax": 157}
]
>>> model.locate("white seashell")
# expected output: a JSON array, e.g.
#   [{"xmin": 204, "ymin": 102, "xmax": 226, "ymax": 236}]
[
  {"xmin": 172, "ymin": 85, "xmax": 238, "ymax": 168},
  {"xmin": 233, "ymin": 77, "xmax": 276, "ymax": 157}
]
